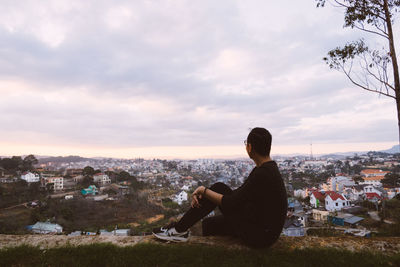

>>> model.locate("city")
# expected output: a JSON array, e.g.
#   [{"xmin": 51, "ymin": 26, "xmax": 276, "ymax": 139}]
[{"xmin": 1, "ymin": 150, "xmax": 399, "ymax": 238}]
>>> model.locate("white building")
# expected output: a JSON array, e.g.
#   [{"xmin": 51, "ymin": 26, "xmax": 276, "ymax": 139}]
[
  {"xmin": 363, "ymin": 185, "xmax": 383, "ymax": 196},
  {"xmin": 44, "ymin": 177, "xmax": 64, "ymax": 191},
  {"xmin": 21, "ymin": 172, "xmax": 40, "ymax": 183},
  {"xmin": 174, "ymin": 191, "xmax": 188, "ymax": 205},
  {"xmin": 294, "ymin": 189, "xmax": 307, "ymax": 199},
  {"xmin": 31, "ymin": 222, "xmax": 63, "ymax": 234},
  {"xmin": 360, "ymin": 169, "xmax": 389, "ymax": 186},
  {"xmin": 329, "ymin": 176, "xmax": 355, "ymax": 193},
  {"xmin": 324, "ymin": 191, "xmax": 350, "ymax": 212},
  {"xmin": 93, "ymin": 173, "xmax": 111, "ymax": 185},
  {"xmin": 310, "ymin": 191, "xmax": 325, "ymax": 208}
]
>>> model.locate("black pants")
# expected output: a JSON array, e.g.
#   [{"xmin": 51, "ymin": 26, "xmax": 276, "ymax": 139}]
[{"xmin": 175, "ymin": 182, "xmax": 279, "ymax": 248}]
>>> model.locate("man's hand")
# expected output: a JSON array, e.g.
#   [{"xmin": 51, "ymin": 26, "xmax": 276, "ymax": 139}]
[{"xmin": 191, "ymin": 186, "xmax": 206, "ymax": 208}]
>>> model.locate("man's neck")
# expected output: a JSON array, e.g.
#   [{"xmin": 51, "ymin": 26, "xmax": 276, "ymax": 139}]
[{"xmin": 253, "ymin": 156, "xmax": 272, "ymax": 167}]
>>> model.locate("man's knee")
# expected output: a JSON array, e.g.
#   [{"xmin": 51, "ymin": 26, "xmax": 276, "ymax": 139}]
[{"xmin": 209, "ymin": 182, "xmax": 231, "ymax": 194}]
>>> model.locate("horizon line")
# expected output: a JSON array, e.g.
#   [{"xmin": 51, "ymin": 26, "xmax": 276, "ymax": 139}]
[{"xmin": 1, "ymin": 142, "xmax": 398, "ymax": 161}]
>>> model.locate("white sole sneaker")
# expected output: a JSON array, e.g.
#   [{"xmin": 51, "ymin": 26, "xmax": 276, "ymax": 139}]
[{"xmin": 152, "ymin": 232, "xmax": 190, "ymax": 242}]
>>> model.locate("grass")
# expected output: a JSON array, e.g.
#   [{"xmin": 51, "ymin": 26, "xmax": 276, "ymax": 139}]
[{"xmin": 1, "ymin": 243, "xmax": 399, "ymax": 267}]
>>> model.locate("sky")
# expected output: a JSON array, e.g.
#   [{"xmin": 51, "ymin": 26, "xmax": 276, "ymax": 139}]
[{"xmin": 0, "ymin": 0, "xmax": 399, "ymax": 159}]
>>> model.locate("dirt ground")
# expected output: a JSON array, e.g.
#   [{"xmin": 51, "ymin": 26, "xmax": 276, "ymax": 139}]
[{"xmin": 1, "ymin": 234, "xmax": 400, "ymax": 255}]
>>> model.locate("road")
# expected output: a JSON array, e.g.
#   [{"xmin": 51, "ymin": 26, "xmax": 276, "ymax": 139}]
[{"xmin": 1, "ymin": 200, "xmax": 38, "ymax": 210}]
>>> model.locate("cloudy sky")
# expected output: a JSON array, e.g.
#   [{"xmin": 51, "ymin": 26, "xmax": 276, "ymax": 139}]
[{"xmin": 0, "ymin": 0, "xmax": 399, "ymax": 159}]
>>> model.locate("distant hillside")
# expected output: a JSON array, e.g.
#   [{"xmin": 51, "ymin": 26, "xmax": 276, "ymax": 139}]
[
  {"xmin": 380, "ymin": 145, "xmax": 400, "ymax": 154},
  {"xmin": 38, "ymin": 155, "xmax": 93, "ymax": 164}
]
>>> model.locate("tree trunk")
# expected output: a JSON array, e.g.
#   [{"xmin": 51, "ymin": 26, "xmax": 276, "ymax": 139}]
[{"xmin": 383, "ymin": 0, "xmax": 400, "ymax": 152}]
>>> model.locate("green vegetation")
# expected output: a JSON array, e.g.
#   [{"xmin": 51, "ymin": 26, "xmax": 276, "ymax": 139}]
[
  {"xmin": 0, "ymin": 181, "xmax": 45, "ymax": 208},
  {"xmin": 307, "ymin": 228, "xmax": 344, "ymax": 237},
  {"xmin": 162, "ymin": 198, "xmax": 180, "ymax": 209},
  {"xmin": 0, "ymin": 194, "xmax": 164, "ymax": 234},
  {"xmin": 0, "ymin": 155, "xmax": 38, "ymax": 174},
  {"xmin": 0, "ymin": 243, "xmax": 399, "ymax": 267}
]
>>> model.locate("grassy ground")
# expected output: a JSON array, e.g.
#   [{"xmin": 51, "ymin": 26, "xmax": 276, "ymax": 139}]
[{"xmin": 1, "ymin": 242, "xmax": 399, "ymax": 267}]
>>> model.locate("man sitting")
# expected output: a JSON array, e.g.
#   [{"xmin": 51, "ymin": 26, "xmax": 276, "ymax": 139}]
[{"xmin": 153, "ymin": 127, "xmax": 287, "ymax": 248}]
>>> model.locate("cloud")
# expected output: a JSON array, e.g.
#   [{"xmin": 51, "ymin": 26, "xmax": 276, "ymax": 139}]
[{"xmin": 0, "ymin": 0, "xmax": 398, "ymax": 156}]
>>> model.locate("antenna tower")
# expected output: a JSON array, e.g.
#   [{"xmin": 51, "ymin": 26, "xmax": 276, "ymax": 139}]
[{"xmin": 310, "ymin": 143, "xmax": 313, "ymax": 160}]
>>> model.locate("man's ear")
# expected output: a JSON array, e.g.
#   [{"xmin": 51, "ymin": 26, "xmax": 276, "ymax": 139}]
[{"xmin": 247, "ymin": 143, "xmax": 252, "ymax": 154}]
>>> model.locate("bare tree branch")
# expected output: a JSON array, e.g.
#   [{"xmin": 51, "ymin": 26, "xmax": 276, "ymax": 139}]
[
  {"xmin": 341, "ymin": 64, "xmax": 396, "ymax": 99},
  {"xmin": 354, "ymin": 24, "xmax": 389, "ymax": 39}
]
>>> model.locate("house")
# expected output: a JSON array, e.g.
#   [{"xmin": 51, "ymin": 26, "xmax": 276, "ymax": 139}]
[
  {"xmin": 328, "ymin": 213, "xmax": 364, "ymax": 227},
  {"xmin": 328, "ymin": 176, "xmax": 355, "ymax": 193},
  {"xmin": 360, "ymin": 169, "xmax": 390, "ymax": 186},
  {"xmin": 43, "ymin": 177, "xmax": 64, "ymax": 191},
  {"xmin": 94, "ymin": 194, "xmax": 108, "ymax": 201},
  {"xmin": 73, "ymin": 175, "xmax": 85, "ymax": 183},
  {"xmin": 110, "ymin": 184, "xmax": 130, "ymax": 196},
  {"xmin": 294, "ymin": 189, "xmax": 307, "ymax": 199},
  {"xmin": 384, "ymin": 186, "xmax": 400, "ymax": 199},
  {"xmin": 310, "ymin": 191, "xmax": 325, "ymax": 208},
  {"xmin": 361, "ymin": 169, "xmax": 390, "ymax": 177},
  {"xmin": 282, "ymin": 216, "xmax": 305, "ymax": 237},
  {"xmin": 0, "ymin": 167, "xmax": 5, "ymax": 177},
  {"xmin": 31, "ymin": 221, "xmax": 63, "ymax": 234},
  {"xmin": 93, "ymin": 173, "xmax": 111, "ymax": 185},
  {"xmin": 21, "ymin": 172, "xmax": 40, "ymax": 183},
  {"xmin": 173, "ymin": 191, "xmax": 188, "ymax": 205},
  {"xmin": 365, "ymin": 192, "xmax": 382, "ymax": 202},
  {"xmin": 81, "ymin": 185, "xmax": 98, "ymax": 196},
  {"xmin": 64, "ymin": 168, "xmax": 83, "ymax": 176},
  {"xmin": 349, "ymin": 185, "xmax": 366, "ymax": 201},
  {"xmin": 363, "ymin": 185, "xmax": 385, "ymax": 196},
  {"xmin": 324, "ymin": 191, "xmax": 350, "ymax": 211},
  {"xmin": 288, "ymin": 198, "xmax": 303, "ymax": 213},
  {"xmin": 312, "ymin": 209, "xmax": 330, "ymax": 222}
]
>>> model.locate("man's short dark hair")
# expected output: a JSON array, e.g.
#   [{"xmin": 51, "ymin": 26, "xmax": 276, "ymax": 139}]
[{"xmin": 247, "ymin": 128, "xmax": 272, "ymax": 156}]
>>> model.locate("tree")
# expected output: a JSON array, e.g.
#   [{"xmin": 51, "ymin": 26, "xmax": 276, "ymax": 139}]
[
  {"xmin": 117, "ymin": 171, "xmax": 131, "ymax": 182},
  {"xmin": 353, "ymin": 175, "xmax": 364, "ymax": 183},
  {"xmin": 22, "ymin": 154, "xmax": 38, "ymax": 171},
  {"xmin": 382, "ymin": 172, "xmax": 400, "ymax": 186},
  {"xmin": 82, "ymin": 166, "xmax": 95, "ymax": 176},
  {"xmin": 0, "ymin": 156, "xmax": 23, "ymax": 174},
  {"xmin": 317, "ymin": 0, "xmax": 400, "ymax": 147},
  {"xmin": 79, "ymin": 176, "xmax": 92, "ymax": 188}
]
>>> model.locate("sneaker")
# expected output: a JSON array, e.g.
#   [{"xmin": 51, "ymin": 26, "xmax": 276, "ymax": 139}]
[{"xmin": 152, "ymin": 223, "xmax": 190, "ymax": 242}]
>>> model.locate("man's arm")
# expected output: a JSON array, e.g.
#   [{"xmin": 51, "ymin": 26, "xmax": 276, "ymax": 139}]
[{"xmin": 191, "ymin": 186, "xmax": 222, "ymax": 207}]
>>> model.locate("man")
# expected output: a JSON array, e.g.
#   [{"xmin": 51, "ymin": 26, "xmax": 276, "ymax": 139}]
[{"xmin": 153, "ymin": 127, "xmax": 287, "ymax": 248}]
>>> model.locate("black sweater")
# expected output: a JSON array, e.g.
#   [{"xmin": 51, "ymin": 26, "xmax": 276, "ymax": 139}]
[{"xmin": 221, "ymin": 161, "xmax": 287, "ymax": 233}]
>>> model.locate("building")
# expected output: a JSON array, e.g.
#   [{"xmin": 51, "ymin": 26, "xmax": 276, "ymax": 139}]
[
  {"xmin": 282, "ymin": 216, "xmax": 305, "ymax": 237},
  {"xmin": 44, "ymin": 177, "xmax": 64, "ymax": 191},
  {"xmin": 21, "ymin": 172, "xmax": 40, "ymax": 183},
  {"xmin": 329, "ymin": 176, "xmax": 355, "ymax": 193},
  {"xmin": 312, "ymin": 209, "xmax": 330, "ymax": 222},
  {"xmin": 365, "ymin": 192, "xmax": 382, "ymax": 202},
  {"xmin": 93, "ymin": 173, "xmax": 111, "ymax": 185},
  {"xmin": 324, "ymin": 191, "xmax": 350, "ymax": 211},
  {"xmin": 174, "ymin": 191, "xmax": 188, "ymax": 205},
  {"xmin": 31, "ymin": 222, "xmax": 63, "ymax": 234},
  {"xmin": 310, "ymin": 191, "xmax": 325, "ymax": 208},
  {"xmin": 310, "ymin": 190, "xmax": 350, "ymax": 211},
  {"xmin": 328, "ymin": 213, "xmax": 364, "ymax": 227},
  {"xmin": 361, "ymin": 169, "xmax": 390, "ymax": 177},
  {"xmin": 81, "ymin": 185, "xmax": 99, "ymax": 196},
  {"xmin": 110, "ymin": 184, "xmax": 130, "ymax": 196},
  {"xmin": 360, "ymin": 169, "xmax": 390, "ymax": 186},
  {"xmin": 73, "ymin": 175, "xmax": 85, "ymax": 183}
]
